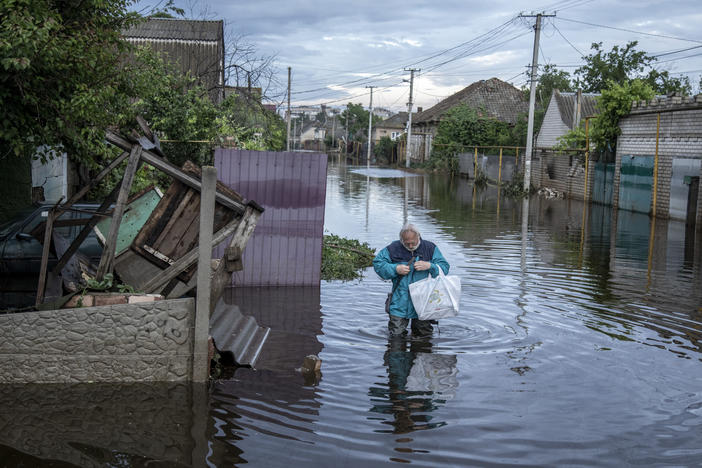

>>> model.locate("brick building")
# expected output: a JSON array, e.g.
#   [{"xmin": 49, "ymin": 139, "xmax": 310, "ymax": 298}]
[{"xmin": 613, "ymin": 95, "xmax": 702, "ymax": 227}]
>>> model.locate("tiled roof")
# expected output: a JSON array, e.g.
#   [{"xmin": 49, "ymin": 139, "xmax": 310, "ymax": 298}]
[
  {"xmin": 377, "ymin": 112, "xmax": 408, "ymax": 129},
  {"xmin": 124, "ymin": 18, "xmax": 223, "ymax": 42},
  {"xmin": 414, "ymin": 78, "xmax": 528, "ymax": 125},
  {"xmin": 553, "ymin": 90, "xmax": 600, "ymax": 127}
]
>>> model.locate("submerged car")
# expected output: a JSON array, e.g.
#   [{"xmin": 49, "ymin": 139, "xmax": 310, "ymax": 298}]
[{"xmin": 0, "ymin": 204, "xmax": 104, "ymax": 307}]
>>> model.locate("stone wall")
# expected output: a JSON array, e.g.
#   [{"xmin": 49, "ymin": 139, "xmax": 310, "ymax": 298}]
[
  {"xmin": 615, "ymin": 95, "xmax": 702, "ymax": 224},
  {"xmin": 0, "ymin": 298, "xmax": 196, "ymax": 383}
]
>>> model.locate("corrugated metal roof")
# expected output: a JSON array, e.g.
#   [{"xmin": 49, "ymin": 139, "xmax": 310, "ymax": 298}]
[
  {"xmin": 123, "ymin": 18, "xmax": 223, "ymax": 42},
  {"xmin": 413, "ymin": 78, "xmax": 527, "ymax": 126}
]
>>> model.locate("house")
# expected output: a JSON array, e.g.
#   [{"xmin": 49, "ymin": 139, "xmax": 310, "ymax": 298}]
[
  {"xmin": 298, "ymin": 120, "xmax": 327, "ymax": 150},
  {"xmin": 613, "ymin": 94, "xmax": 702, "ymax": 225},
  {"xmin": 536, "ymin": 89, "xmax": 600, "ymax": 149},
  {"xmin": 372, "ymin": 112, "xmax": 408, "ymax": 143},
  {"xmin": 123, "ymin": 18, "xmax": 225, "ymax": 104},
  {"xmin": 411, "ymin": 77, "xmax": 528, "ymax": 161}
]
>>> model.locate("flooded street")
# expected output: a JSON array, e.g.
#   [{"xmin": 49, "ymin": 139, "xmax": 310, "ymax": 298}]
[{"xmin": 3, "ymin": 160, "xmax": 702, "ymax": 467}]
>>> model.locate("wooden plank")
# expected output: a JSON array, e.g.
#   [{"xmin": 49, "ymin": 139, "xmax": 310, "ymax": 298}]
[
  {"xmin": 35, "ymin": 209, "xmax": 57, "ymax": 306},
  {"xmin": 159, "ymin": 196, "xmax": 201, "ymax": 260},
  {"xmin": 209, "ymin": 206, "xmax": 261, "ymax": 313},
  {"xmin": 106, "ymin": 131, "xmax": 248, "ymax": 214},
  {"xmin": 150, "ymin": 187, "xmax": 195, "ymax": 249},
  {"xmin": 138, "ymin": 215, "xmax": 244, "ymax": 294},
  {"xmin": 60, "ymin": 151, "xmax": 130, "ymax": 212},
  {"xmin": 51, "ymin": 184, "xmax": 119, "ymax": 276},
  {"xmin": 96, "ymin": 144, "xmax": 143, "ymax": 280}
]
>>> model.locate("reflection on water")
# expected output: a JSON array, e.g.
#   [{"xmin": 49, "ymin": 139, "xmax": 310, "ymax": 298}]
[
  {"xmin": 369, "ymin": 339, "xmax": 457, "ymax": 437},
  {"xmin": 3, "ymin": 161, "xmax": 702, "ymax": 467}
]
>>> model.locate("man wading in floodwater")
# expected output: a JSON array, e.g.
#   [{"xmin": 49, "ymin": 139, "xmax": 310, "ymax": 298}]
[{"xmin": 373, "ymin": 224, "xmax": 450, "ymax": 337}]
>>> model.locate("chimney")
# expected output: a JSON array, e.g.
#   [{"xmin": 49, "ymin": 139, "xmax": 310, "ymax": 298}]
[{"xmin": 416, "ymin": 107, "xmax": 423, "ymax": 113}]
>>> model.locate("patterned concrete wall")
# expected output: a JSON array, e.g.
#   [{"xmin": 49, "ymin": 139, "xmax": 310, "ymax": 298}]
[
  {"xmin": 0, "ymin": 298, "xmax": 195, "ymax": 383},
  {"xmin": 0, "ymin": 382, "xmax": 199, "ymax": 467}
]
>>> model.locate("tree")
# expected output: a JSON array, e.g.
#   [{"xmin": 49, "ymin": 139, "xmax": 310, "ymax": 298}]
[
  {"xmin": 340, "ymin": 103, "xmax": 381, "ymax": 142},
  {"xmin": 574, "ymin": 41, "xmax": 691, "ymax": 95},
  {"xmin": 574, "ymin": 41, "xmax": 654, "ymax": 93},
  {"xmin": 0, "ymin": 0, "xmax": 139, "ymax": 164},
  {"xmin": 375, "ymin": 136, "xmax": 397, "ymax": 164},
  {"xmin": 557, "ymin": 79, "xmax": 655, "ymax": 155},
  {"xmin": 645, "ymin": 70, "xmax": 692, "ymax": 95},
  {"xmin": 537, "ymin": 64, "xmax": 573, "ymax": 109},
  {"xmin": 431, "ymin": 104, "xmax": 517, "ymax": 171}
]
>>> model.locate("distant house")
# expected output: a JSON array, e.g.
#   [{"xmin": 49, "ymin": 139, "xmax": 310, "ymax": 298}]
[
  {"xmin": 536, "ymin": 89, "xmax": 600, "ymax": 149},
  {"xmin": 299, "ymin": 120, "xmax": 326, "ymax": 150},
  {"xmin": 123, "ymin": 18, "xmax": 225, "ymax": 104},
  {"xmin": 373, "ymin": 112, "xmax": 408, "ymax": 143},
  {"xmin": 411, "ymin": 77, "xmax": 528, "ymax": 161}
]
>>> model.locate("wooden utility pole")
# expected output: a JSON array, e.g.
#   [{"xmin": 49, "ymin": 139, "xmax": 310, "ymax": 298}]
[
  {"xmin": 404, "ymin": 68, "xmax": 419, "ymax": 168},
  {"xmin": 521, "ymin": 13, "xmax": 554, "ymax": 191},
  {"xmin": 366, "ymin": 86, "xmax": 375, "ymax": 169},
  {"xmin": 286, "ymin": 67, "xmax": 291, "ymax": 151}
]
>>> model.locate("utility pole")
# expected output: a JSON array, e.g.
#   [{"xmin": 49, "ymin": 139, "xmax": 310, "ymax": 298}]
[
  {"xmin": 404, "ymin": 68, "xmax": 419, "ymax": 168},
  {"xmin": 286, "ymin": 67, "xmax": 291, "ymax": 152},
  {"xmin": 345, "ymin": 110, "xmax": 349, "ymax": 153},
  {"xmin": 366, "ymin": 86, "xmax": 375, "ymax": 169},
  {"xmin": 521, "ymin": 13, "xmax": 554, "ymax": 191},
  {"xmin": 332, "ymin": 112, "xmax": 337, "ymax": 149}
]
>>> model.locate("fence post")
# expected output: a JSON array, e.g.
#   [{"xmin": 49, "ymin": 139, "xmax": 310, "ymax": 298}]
[
  {"xmin": 473, "ymin": 147, "xmax": 478, "ymax": 179},
  {"xmin": 498, "ymin": 147, "xmax": 503, "ymax": 184}
]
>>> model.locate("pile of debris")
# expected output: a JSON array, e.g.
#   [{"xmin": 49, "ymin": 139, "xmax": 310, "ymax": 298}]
[
  {"xmin": 34, "ymin": 116, "xmax": 263, "ymax": 315},
  {"xmin": 537, "ymin": 187, "xmax": 565, "ymax": 199}
]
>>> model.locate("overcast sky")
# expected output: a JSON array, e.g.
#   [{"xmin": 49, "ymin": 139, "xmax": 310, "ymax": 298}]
[{"xmin": 134, "ymin": 0, "xmax": 702, "ymax": 112}]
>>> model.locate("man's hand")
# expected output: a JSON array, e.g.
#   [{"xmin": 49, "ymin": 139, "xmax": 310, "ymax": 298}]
[
  {"xmin": 414, "ymin": 260, "xmax": 431, "ymax": 271},
  {"xmin": 396, "ymin": 264, "xmax": 410, "ymax": 275}
]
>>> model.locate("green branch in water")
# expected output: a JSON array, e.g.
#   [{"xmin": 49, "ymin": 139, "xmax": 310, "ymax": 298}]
[{"xmin": 322, "ymin": 234, "xmax": 375, "ymax": 281}]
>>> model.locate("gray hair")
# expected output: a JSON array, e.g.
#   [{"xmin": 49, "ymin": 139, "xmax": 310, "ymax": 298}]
[{"xmin": 399, "ymin": 223, "xmax": 421, "ymax": 239}]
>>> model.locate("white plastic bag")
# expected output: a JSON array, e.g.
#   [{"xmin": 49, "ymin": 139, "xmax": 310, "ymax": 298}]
[{"xmin": 409, "ymin": 269, "xmax": 460, "ymax": 320}]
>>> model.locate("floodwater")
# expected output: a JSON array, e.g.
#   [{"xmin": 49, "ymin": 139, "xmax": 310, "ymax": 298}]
[{"xmin": 2, "ymin": 160, "xmax": 702, "ymax": 467}]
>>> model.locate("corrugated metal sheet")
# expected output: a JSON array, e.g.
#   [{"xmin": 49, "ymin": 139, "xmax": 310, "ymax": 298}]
[
  {"xmin": 592, "ymin": 162, "xmax": 614, "ymax": 206},
  {"xmin": 619, "ymin": 155, "xmax": 653, "ymax": 214},
  {"xmin": 214, "ymin": 149, "xmax": 328, "ymax": 286},
  {"xmin": 209, "ymin": 302, "xmax": 270, "ymax": 368}
]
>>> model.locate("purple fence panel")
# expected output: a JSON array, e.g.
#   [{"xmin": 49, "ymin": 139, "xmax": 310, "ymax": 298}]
[{"xmin": 214, "ymin": 149, "xmax": 328, "ymax": 286}]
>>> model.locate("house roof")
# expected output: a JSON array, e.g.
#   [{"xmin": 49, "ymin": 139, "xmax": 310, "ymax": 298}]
[
  {"xmin": 413, "ymin": 78, "xmax": 527, "ymax": 126},
  {"xmin": 123, "ymin": 18, "xmax": 223, "ymax": 42},
  {"xmin": 553, "ymin": 90, "xmax": 600, "ymax": 127},
  {"xmin": 123, "ymin": 18, "xmax": 224, "ymax": 103},
  {"xmin": 377, "ymin": 112, "xmax": 408, "ymax": 129}
]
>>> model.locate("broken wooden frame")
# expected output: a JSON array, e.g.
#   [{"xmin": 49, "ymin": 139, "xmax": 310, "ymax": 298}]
[{"xmin": 35, "ymin": 121, "xmax": 264, "ymax": 311}]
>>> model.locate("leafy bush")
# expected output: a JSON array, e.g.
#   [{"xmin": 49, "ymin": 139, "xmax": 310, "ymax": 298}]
[{"xmin": 322, "ymin": 234, "xmax": 374, "ymax": 281}]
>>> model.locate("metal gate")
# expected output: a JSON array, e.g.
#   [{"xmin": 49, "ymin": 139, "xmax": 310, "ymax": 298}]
[
  {"xmin": 618, "ymin": 155, "xmax": 653, "ymax": 214},
  {"xmin": 592, "ymin": 162, "xmax": 614, "ymax": 205}
]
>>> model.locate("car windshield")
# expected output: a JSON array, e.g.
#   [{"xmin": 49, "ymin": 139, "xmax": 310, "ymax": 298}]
[{"xmin": 0, "ymin": 207, "xmax": 40, "ymax": 240}]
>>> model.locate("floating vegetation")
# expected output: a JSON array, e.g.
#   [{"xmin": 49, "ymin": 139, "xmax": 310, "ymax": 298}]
[{"xmin": 322, "ymin": 234, "xmax": 375, "ymax": 281}]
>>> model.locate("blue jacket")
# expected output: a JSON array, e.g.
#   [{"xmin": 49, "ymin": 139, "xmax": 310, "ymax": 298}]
[{"xmin": 373, "ymin": 240, "xmax": 450, "ymax": 319}]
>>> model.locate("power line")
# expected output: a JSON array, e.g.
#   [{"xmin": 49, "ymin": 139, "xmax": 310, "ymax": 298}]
[
  {"xmin": 653, "ymin": 44, "xmax": 702, "ymax": 58},
  {"xmin": 558, "ymin": 17, "xmax": 702, "ymax": 44},
  {"xmin": 551, "ymin": 22, "xmax": 585, "ymax": 57}
]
